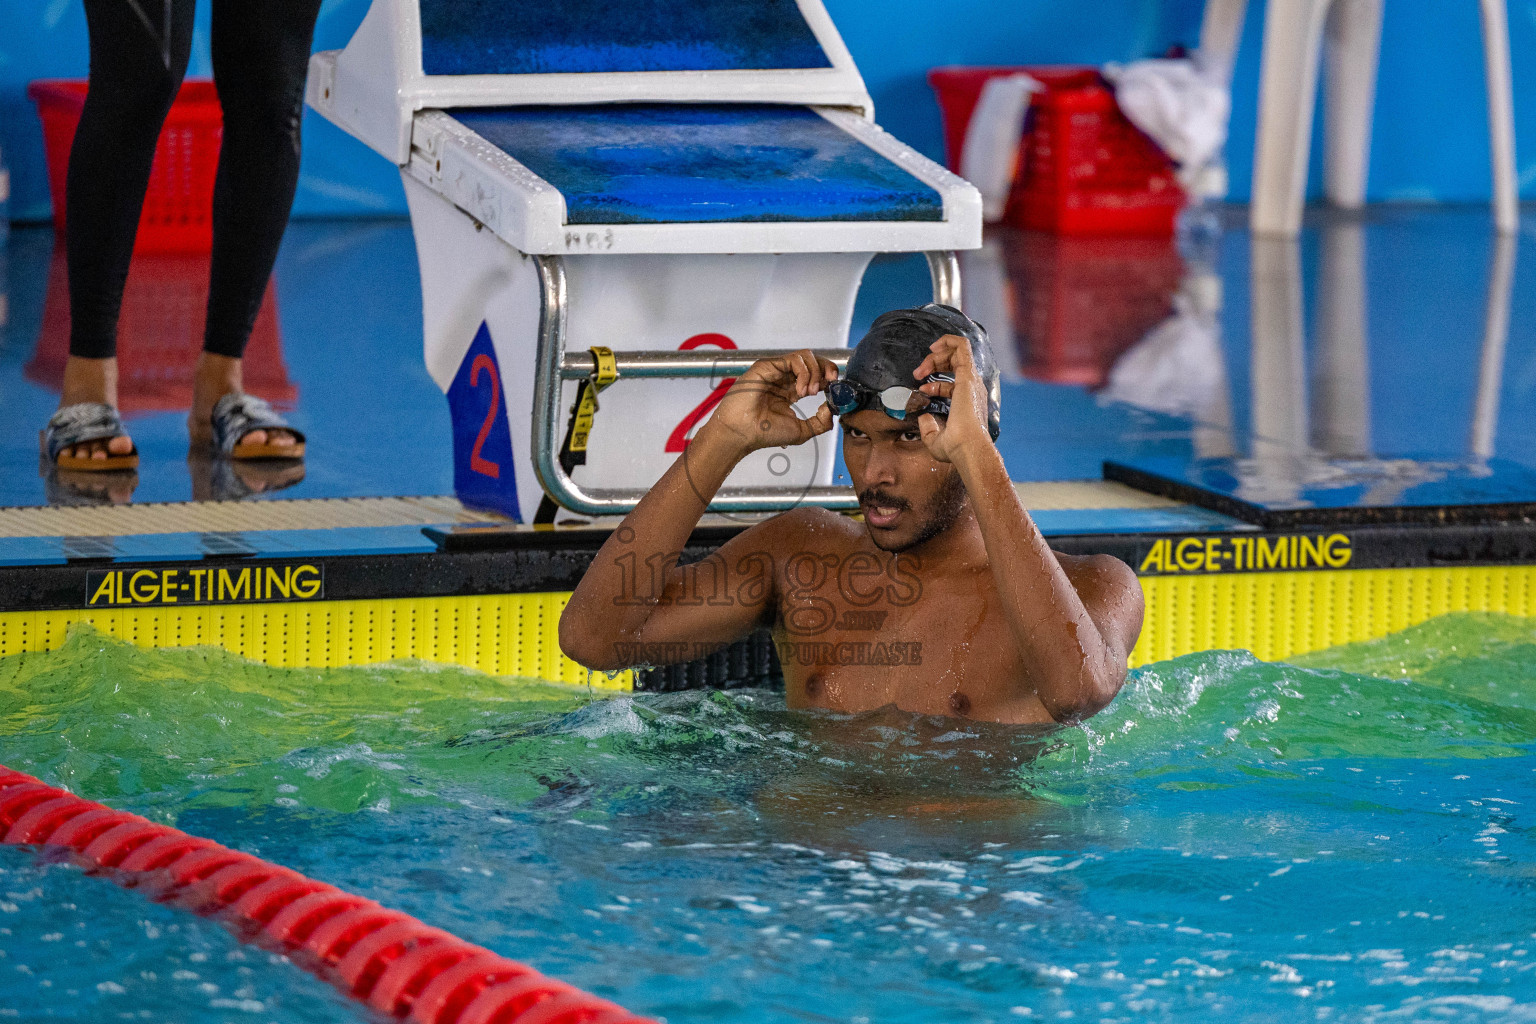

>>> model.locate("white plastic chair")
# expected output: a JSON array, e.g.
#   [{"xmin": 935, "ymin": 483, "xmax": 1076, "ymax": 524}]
[{"xmin": 1214, "ymin": 0, "xmax": 1518, "ymax": 236}]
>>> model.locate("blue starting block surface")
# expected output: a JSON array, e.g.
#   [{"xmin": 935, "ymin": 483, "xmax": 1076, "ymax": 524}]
[
  {"xmin": 420, "ymin": 0, "xmax": 832, "ymax": 75},
  {"xmin": 450, "ymin": 104, "xmax": 945, "ymax": 225}
]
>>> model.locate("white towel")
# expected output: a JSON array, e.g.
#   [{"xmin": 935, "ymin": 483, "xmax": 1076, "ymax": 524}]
[{"xmin": 1104, "ymin": 58, "xmax": 1230, "ymax": 191}]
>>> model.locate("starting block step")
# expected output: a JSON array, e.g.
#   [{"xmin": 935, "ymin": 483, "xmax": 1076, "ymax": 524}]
[{"xmin": 450, "ymin": 103, "xmax": 945, "ymax": 226}]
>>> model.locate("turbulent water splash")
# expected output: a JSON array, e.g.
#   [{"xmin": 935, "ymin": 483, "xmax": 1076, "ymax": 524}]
[
  {"xmin": 3, "ymin": 618, "xmax": 1534, "ymax": 1024},
  {"xmin": 3, "ymin": 617, "xmax": 1534, "ymax": 818},
  {"xmin": 0, "ymin": 625, "xmax": 582, "ymax": 816},
  {"xmin": 1296, "ymin": 612, "xmax": 1536, "ymax": 710}
]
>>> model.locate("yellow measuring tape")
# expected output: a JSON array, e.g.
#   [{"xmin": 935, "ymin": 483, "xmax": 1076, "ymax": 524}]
[{"xmin": 569, "ymin": 346, "xmax": 618, "ymax": 453}]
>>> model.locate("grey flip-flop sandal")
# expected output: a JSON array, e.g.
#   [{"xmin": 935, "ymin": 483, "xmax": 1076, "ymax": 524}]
[
  {"xmin": 41, "ymin": 403, "xmax": 139, "ymax": 472},
  {"xmin": 210, "ymin": 393, "xmax": 306, "ymax": 460}
]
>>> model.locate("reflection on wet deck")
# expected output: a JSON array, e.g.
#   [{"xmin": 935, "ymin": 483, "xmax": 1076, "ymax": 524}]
[
  {"xmin": 955, "ymin": 207, "xmax": 1533, "ymax": 517},
  {"xmin": 0, "ymin": 207, "xmax": 1531, "ymax": 516}
]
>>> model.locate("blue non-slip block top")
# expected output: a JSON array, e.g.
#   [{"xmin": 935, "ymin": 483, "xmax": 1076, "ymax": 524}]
[
  {"xmin": 450, "ymin": 104, "xmax": 944, "ymax": 225},
  {"xmin": 420, "ymin": 0, "xmax": 831, "ymax": 75}
]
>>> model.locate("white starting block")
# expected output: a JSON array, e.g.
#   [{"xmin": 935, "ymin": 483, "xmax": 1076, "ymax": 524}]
[{"xmin": 307, "ymin": 0, "xmax": 981, "ymax": 519}]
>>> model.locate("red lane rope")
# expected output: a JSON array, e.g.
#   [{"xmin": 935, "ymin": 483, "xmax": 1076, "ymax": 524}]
[{"xmin": 0, "ymin": 765, "xmax": 652, "ymax": 1024}]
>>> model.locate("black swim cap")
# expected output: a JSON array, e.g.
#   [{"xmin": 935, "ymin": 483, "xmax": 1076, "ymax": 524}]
[{"xmin": 845, "ymin": 304, "xmax": 1002, "ymax": 440}]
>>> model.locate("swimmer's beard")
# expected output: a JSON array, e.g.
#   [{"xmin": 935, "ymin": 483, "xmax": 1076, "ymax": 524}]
[{"xmin": 861, "ymin": 472, "xmax": 969, "ymax": 553}]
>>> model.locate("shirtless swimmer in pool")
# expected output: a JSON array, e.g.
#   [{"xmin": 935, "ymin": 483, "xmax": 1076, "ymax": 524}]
[{"xmin": 559, "ymin": 305, "xmax": 1144, "ymax": 725}]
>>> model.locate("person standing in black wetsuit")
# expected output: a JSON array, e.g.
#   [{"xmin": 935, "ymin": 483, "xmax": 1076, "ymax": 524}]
[{"xmin": 42, "ymin": 0, "xmax": 323, "ymax": 482}]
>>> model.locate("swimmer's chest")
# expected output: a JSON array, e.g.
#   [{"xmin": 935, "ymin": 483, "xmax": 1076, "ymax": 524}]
[{"xmin": 773, "ymin": 565, "xmax": 1036, "ymax": 719}]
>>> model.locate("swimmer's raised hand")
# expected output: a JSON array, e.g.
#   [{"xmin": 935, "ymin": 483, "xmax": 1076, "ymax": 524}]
[
  {"xmin": 911, "ymin": 333, "xmax": 994, "ymax": 464},
  {"xmin": 705, "ymin": 349, "xmax": 839, "ymax": 453}
]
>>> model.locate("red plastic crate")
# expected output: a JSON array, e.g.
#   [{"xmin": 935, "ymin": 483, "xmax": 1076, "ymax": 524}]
[
  {"xmin": 929, "ymin": 65, "xmax": 1184, "ymax": 237},
  {"xmin": 28, "ymin": 78, "xmax": 223, "ymax": 254},
  {"xmin": 25, "ymin": 246, "xmax": 293, "ymax": 415},
  {"xmin": 1002, "ymin": 230, "xmax": 1184, "ymax": 387}
]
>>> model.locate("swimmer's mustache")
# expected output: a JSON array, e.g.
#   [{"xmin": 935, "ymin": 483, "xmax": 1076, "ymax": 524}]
[{"xmin": 857, "ymin": 490, "xmax": 910, "ymax": 510}]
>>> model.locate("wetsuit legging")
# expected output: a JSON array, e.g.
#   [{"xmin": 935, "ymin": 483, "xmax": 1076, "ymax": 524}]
[{"xmin": 66, "ymin": 0, "xmax": 323, "ymax": 360}]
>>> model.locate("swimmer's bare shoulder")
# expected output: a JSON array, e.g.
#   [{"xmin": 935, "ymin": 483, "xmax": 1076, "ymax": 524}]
[
  {"xmin": 766, "ymin": 504, "xmax": 866, "ymax": 546},
  {"xmin": 559, "ymin": 507, "xmax": 780, "ymax": 671},
  {"xmin": 1052, "ymin": 550, "xmax": 1145, "ymax": 670},
  {"xmin": 1055, "ymin": 551, "xmax": 1143, "ymax": 626},
  {"xmin": 695, "ymin": 505, "xmax": 867, "ymax": 613},
  {"xmin": 721, "ymin": 505, "xmax": 864, "ymax": 562}
]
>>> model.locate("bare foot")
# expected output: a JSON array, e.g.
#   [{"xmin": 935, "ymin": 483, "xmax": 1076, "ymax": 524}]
[
  {"xmin": 188, "ymin": 353, "xmax": 299, "ymax": 451},
  {"xmin": 57, "ymin": 356, "xmax": 134, "ymax": 463}
]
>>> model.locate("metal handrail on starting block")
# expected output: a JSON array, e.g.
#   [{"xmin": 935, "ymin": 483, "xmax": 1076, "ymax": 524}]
[{"xmin": 532, "ymin": 251, "xmax": 961, "ymax": 517}]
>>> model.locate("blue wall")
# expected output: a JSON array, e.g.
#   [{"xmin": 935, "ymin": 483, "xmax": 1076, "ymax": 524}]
[{"xmin": 3, "ymin": 0, "xmax": 1535, "ymax": 221}]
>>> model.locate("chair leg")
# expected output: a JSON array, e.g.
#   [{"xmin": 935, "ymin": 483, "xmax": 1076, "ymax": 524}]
[
  {"xmin": 1198, "ymin": 0, "xmax": 1249, "ymax": 85},
  {"xmin": 1321, "ymin": 0, "xmax": 1382, "ymax": 209},
  {"xmin": 1480, "ymin": 0, "xmax": 1519, "ymax": 234},
  {"xmin": 1251, "ymin": 0, "xmax": 1334, "ymax": 236}
]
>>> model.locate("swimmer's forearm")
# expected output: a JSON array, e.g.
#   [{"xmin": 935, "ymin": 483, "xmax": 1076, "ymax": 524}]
[
  {"xmin": 559, "ymin": 424, "xmax": 748, "ymax": 667},
  {"xmin": 950, "ymin": 441, "xmax": 1123, "ymax": 721}
]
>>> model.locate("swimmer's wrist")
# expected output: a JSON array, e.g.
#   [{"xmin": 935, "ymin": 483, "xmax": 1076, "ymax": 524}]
[
  {"xmin": 947, "ymin": 433, "xmax": 1000, "ymax": 473},
  {"xmin": 691, "ymin": 419, "xmax": 756, "ymax": 464},
  {"xmin": 946, "ymin": 429, "xmax": 995, "ymax": 466}
]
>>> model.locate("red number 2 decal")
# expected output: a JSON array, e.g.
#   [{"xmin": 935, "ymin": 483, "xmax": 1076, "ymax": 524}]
[
  {"xmin": 665, "ymin": 333, "xmax": 738, "ymax": 453},
  {"xmin": 469, "ymin": 353, "xmax": 501, "ymax": 478}
]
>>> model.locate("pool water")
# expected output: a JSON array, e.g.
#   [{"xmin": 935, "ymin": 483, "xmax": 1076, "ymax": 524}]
[{"xmin": 1, "ymin": 616, "xmax": 1534, "ymax": 1023}]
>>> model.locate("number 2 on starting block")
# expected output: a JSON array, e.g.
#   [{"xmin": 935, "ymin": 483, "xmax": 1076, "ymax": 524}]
[
  {"xmin": 447, "ymin": 322, "xmax": 520, "ymax": 519},
  {"xmin": 665, "ymin": 333, "xmax": 738, "ymax": 452}
]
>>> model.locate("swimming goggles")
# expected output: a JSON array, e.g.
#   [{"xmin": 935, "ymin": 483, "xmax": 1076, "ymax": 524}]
[{"xmin": 825, "ymin": 377, "xmax": 952, "ymax": 421}]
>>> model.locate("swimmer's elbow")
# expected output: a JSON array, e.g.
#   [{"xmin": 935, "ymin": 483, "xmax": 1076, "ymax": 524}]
[
  {"xmin": 558, "ymin": 610, "xmax": 622, "ymax": 671},
  {"xmin": 1044, "ymin": 661, "xmax": 1127, "ymax": 724},
  {"xmin": 1045, "ymin": 560, "xmax": 1140, "ymax": 723}
]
